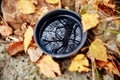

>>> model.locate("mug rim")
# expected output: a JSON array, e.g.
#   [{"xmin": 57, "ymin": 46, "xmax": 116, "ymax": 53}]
[{"xmin": 34, "ymin": 9, "xmax": 87, "ymax": 58}]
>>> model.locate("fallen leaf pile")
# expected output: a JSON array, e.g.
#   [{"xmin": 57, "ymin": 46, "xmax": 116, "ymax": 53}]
[{"xmin": 0, "ymin": 0, "xmax": 120, "ymax": 78}]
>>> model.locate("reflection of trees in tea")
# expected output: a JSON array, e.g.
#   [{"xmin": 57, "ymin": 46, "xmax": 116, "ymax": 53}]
[{"xmin": 41, "ymin": 19, "xmax": 82, "ymax": 54}]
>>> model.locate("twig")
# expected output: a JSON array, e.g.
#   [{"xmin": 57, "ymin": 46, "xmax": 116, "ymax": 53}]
[
  {"xmin": 100, "ymin": 16, "xmax": 120, "ymax": 22},
  {"xmin": 91, "ymin": 58, "xmax": 95, "ymax": 80},
  {"xmin": 99, "ymin": 29, "xmax": 120, "ymax": 34}
]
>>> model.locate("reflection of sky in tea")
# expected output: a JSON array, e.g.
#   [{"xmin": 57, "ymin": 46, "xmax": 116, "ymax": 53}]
[{"xmin": 40, "ymin": 18, "xmax": 82, "ymax": 54}]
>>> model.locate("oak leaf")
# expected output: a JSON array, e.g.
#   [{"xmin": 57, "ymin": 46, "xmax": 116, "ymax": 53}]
[
  {"xmin": 16, "ymin": 0, "xmax": 35, "ymax": 14},
  {"xmin": 0, "ymin": 25, "xmax": 13, "ymax": 37},
  {"xmin": 27, "ymin": 47, "xmax": 43, "ymax": 62},
  {"xmin": 36, "ymin": 55, "xmax": 61, "ymax": 78},
  {"xmin": 7, "ymin": 41, "xmax": 24, "ymax": 56},
  {"xmin": 24, "ymin": 26, "xmax": 33, "ymax": 52},
  {"xmin": 87, "ymin": 39, "xmax": 108, "ymax": 61},
  {"xmin": 46, "ymin": 0, "xmax": 59, "ymax": 4},
  {"xmin": 82, "ymin": 13, "xmax": 99, "ymax": 32},
  {"xmin": 69, "ymin": 54, "xmax": 90, "ymax": 72}
]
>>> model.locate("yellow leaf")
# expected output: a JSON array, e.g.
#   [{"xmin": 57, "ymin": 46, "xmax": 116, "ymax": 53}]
[
  {"xmin": 16, "ymin": 0, "xmax": 35, "ymax": 14},
  {"xmin": 46, "ymin": 0, "xmax": 59, "ymax": 4},
  {"xmin": 36, "ymin": 55, "xmax": 61, "ymax": 78},
  {"xmin": 82, "ymin": 13, "xmax": 99, "ymax": 32},
  {"xmin": 87, "ymin": 39, "xmax": 108, "ymax": 61},
  {"xmin": 69, "ymin": 54, "xmax": 90, "ymax": 72},
  {"xmin": 24, "ymin": 26, "xmax": 33, "ymax": 52}
]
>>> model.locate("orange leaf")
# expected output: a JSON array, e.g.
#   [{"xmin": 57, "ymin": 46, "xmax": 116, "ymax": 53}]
[
  {"xmin": 36, "ymin": 55, "xmax": 61, "ymax": 78},
  {"xmin": 7, "ymin": 41, "xmax": 24, "ymax": 56},
  {"xmin": 87, "ymin": 39, "xmax": 108, "ymax": 61},
  {"xmin": 24, "ymin": 26, "xmax": 33, "ymax": 52},
  {"xmin": 105, "ymin": 61, "xmax": 120, "ymax": 76},
  {"xmin": 69, "ymin": 54, "xmax": 90, "ymax": 72},
  {"xmin": 82, "ymin": 13, "xmax": 99, "ymax": 32},
  {"xmin": 96, "ymin": 61, "xmax": 108, "ymax": 67},
  {"xmin": 0, "ymin": 25, "xmax": 13, "ymax": 37},
  {"xmin": 27, "ymin": 47, "xmax": 43, "ymax": 62}
]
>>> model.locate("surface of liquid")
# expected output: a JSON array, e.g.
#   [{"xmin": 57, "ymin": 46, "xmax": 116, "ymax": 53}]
[{"xmin": 39, "ymin": 17, "xmax": 82, "ymax": 54}]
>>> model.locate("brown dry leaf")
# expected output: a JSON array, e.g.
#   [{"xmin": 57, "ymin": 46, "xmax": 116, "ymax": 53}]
[
  {"xmin": 36, "ymin": 55, "xmax": 61, "ymax": 78},
  {"xmin": 105, "ymin": 61, "xmax": 120, "ymax": 76},
  {"xmin": 7, "ymin": 41, "xmax": 24, "ymax": 56},
  {"xmin": 46, "ymin": 0, "xmax": 59, "ymax": 4},
  {"xmin": 82, "ymin": 13, "xmax": 99, "ymax": 32},
  {"xmin": 69, "ymin": 54, "xmax": 90, "ymax": 73},
  {"xmin": 87, "ymin": 39, "xmax": 108, "ymax": 61},
  {"xmin": 27, "ymin": 47, "xmax": 43, "ymax": 62},
  {"xmin": 98, "ymin": 2, "xmax": 116, "ymax": 16},
  {"xmin": 16, "ymin": 0, "xmax": 36, "ymax": 14},
  {"xmin": 0, "ymin": 25, "xmax": 13, "ymax": 37},
  {"xmin": 24, "ymin": 26, "xmax": 33, "ymax": 52},
  {"xmin": 118, "ymin": 63, "xmax": 120, "ymax": 72}
]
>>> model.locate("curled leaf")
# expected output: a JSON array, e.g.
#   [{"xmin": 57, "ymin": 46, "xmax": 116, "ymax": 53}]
[
  {"xmin": 36, "ymin": 55, "xmax": 61, "ymax": 78},
  {"xmin": 24, "ymin": 26, "xmax": 33, "ymax": 52},
  {"xmin": 69, "ymin": 54, "xmax": 90, "ymax": 73},
  {"xmin": 7, "ymin": 41, "xmax": 24, "ymax": 56}
]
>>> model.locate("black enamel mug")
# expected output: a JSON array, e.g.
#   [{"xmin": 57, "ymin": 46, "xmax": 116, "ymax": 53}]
[{"xmin": 34, "ymin": 9, "xmax": 87, "ymax": 58}]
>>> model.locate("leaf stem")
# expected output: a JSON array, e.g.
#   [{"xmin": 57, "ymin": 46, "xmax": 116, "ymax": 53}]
[{"xmin": 99, "ymin": 29, "xmax": 120, "ymax": 34}]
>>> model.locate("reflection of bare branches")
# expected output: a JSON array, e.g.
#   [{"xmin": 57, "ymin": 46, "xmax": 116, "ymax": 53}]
[{"xmin": 41, "ymin": 18, "xmax": 81, "ymax": 54}]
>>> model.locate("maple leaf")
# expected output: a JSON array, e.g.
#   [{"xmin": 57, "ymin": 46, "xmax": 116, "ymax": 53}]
[
  {"xmin": 69, "ymin": 54, "xmax": 90, "ymax": 73},
  {"xmin": 0, "ymin": 25, "xmax": 13, "ymax": 37},
  {"xmin": 27, "ymin": 47, "xmax": 43, "ymax": 62},
  {"xmin": 16, "ymin": 0, "xmax": 35, "ymax": 14},
  {"xmin": 87, "ymin": 39, "xmax": 108, "ymax": 61},
  {"xmin": 36, "ymin": 55, "xmax": 61, "ymax": 78},
  {"xmin": 24, "ymin": 26, "xmax": 33, "ymax": 52},
  {"xmin": 7, "ymin": 41, "xmax": 24, "ymax": 56},
  {"xmin": 82, "ymin": 13, "xmax": 99, "ymax": 32},
  {"xmin": 46, "ymin": 0, "xmax": 59, "ymax": 4}
]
